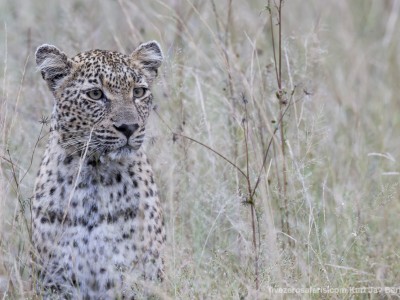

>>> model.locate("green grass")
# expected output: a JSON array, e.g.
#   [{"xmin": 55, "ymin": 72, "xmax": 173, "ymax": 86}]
[{"xmin": 1, "ymin": 0, "xmax": 400, "ymax": 299}]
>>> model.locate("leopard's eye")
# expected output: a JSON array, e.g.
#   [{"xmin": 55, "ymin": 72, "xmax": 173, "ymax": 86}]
[
  {"xmin": 133, "ymin": 87, "xmax": 146, "ymax": 98},
  {"xmin": 87, "ymin": 89, "xmax": 103, "ymax": 100}
]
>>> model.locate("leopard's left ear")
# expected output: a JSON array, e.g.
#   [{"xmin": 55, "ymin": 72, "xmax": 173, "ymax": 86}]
[{"xmin": 131, "ymin": 41, "xmax": 163, "ymax": 80}]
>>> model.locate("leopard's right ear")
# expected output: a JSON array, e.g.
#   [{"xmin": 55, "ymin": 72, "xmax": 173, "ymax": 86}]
[{"xmin": 35, "ymin": 44, "xmax": 73, "ymax": 91}]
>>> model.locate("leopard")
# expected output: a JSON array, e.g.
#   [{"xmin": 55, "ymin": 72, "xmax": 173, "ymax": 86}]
[{"xmin": 32, "ymin": 41, "xmax": 166, "ymax": 299}]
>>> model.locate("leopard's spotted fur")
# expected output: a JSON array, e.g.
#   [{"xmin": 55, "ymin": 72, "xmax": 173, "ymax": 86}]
[{"xmin": 32, "ymin": 41, "xmax": 165, "ymax": 299}]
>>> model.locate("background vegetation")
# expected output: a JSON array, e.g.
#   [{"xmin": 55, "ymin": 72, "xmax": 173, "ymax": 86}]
[{"xmin": 0, "ymin": 0, "xmax": 399, "ymax": 298}]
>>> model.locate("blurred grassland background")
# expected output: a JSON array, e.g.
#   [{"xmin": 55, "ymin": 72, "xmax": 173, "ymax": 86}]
[{"xmin": 0, "ymin": 0, "xmax": 400, "ymax": 299}]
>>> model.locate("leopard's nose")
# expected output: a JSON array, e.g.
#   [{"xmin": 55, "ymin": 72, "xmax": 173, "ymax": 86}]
[{"xmin": 113, "ymin": 123, "xmax": 139, "ymax": 139}]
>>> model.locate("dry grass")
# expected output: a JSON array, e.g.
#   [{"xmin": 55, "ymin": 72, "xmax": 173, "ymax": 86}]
[{"xmin": 1, "ymin": 0, "xmax": 400, "ymax": 299}]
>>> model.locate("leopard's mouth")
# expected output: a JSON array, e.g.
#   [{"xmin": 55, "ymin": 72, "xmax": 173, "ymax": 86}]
[
  {"xmin": 120, "ymin": 142, "xmax": 141, "ymax": 151},
  {"xmin": 103, "ymin": 142, "xmax": 142, "ymax": 160}
]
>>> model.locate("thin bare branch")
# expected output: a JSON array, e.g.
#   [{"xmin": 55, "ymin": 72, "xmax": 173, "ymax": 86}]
[{"xmin": 154, "ymin": 110, "xmax": 247, "ymax": 179}]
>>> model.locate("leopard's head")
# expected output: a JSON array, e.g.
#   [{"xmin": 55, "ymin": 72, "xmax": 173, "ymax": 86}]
[{"xmin": 35, "ymin": 41, "xmax": 163, "ymax": 160}]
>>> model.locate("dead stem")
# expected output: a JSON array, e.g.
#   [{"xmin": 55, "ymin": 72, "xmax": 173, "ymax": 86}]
[{"xmin": 267, "ymin": 0, "xmax": 292, "ymax": 248}]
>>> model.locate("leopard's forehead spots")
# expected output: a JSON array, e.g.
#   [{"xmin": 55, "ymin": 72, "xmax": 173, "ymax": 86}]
[
  {"xmin": 73, "ymin": 49, "xmax": 130, "ymax": 66},
  {"xmin": 71, "ymin": 50, "xmax": 144, "ymax": 91}
]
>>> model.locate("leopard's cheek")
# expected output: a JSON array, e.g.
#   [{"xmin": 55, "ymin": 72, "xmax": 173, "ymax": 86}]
[{"xmin": 76, "ymin": 98, "xmax": 107, "ymax": 125}]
